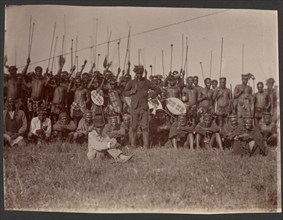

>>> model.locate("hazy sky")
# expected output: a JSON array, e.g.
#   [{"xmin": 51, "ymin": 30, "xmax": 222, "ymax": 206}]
[{"xmin": 5, "ymin": 5, "xmax": 278, "ymax": 88}]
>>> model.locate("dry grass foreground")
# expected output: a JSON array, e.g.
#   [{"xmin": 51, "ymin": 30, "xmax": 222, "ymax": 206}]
[{"xmin": 3, "ymin": 141, "xmax": 280, "ymax": 213}]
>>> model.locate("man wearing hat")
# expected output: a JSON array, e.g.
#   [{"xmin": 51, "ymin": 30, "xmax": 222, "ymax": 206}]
[
  {"xmin": 213, "ymin": 77, "xmax": 232, "ymax": 127},
  {"xmin": 124, "ymin": 65, "xmax": 161, "ymax": 148},
  {"xmin": 195, "ymin": 113, "xmax": 223, "ymax": 150},
  {"xmin": 28, "ymin": 107, "xmax": 52, "ymax": 144},
  {"xmin": 166, "ymin": 114, "xmax": 194, "ymax": 149},
  {"xmin": 233, "ymin": 74, "xmax": 253, "ymax": 121},
  {"xmin": 234, "ymin": 116, "xmax": 266, "ymax": 156},
  {"xmin": 254, "ymin": 82, "xmax": 271, "ymax": 125},
  {"xmin": 4, "ymin": 98, "xmax": 28, "ymax": 147},
  {"xmin": 4, "ymin": 58, "xmax": 30, "ymax": 111}
]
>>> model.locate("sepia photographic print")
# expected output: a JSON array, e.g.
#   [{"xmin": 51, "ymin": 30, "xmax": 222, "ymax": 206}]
[{"xmin": 2, "ymin": 4, "xmax": 281, "ymax": 214}]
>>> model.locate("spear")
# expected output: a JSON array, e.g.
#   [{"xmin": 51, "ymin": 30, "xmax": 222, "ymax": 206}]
[
  {"xmin": 28, "ymin": 22, "xmax": 35, "ymax": 58},
  {"xmin": 219, "ymin": 37, "xmax": 224, "ymax": 78},
  {"xmin": 97, "ymin": 54, "xmax": 100, "ymax": 70},
  {"xmin": 138, "ymin": 48, "xmax": 141, "ymax": 65},
  {"xmin": 48, "ymin": 22, "xmax": 56, "ymax": 70},
  {"xmin": 106, "ymin": 29, "xmax": 112, "ymax": 63},
  {"xmin": 28, "ymin": 16, "xmax": 32, "ymax": 57},
  {"xmin": 185, "ymin": 37, "xmax": 188, "ymax": 77},
  {"xmin": 123, "ymin": 26, "xmax": 131, "ymax": 70},
  {"xmin": 181, "ymin": 34, "xmax": 184, "ymax": 69},
  {"xmin": 75, "ymin": 36, "xmax": 78, "ymax": 61},
  {"xmin": 117, "ymin": 40, "xmax": 121, "ymax": 68},
  {"xmin": 209, "ymin": 50, "xmax": 213, "ymax": 79},
  {"xmin": 90, "ymin": 36, "xmax": 93, "ymax": 67},
  {"xmin": 242, "ymin": 44, "xmax": 245, "ymax": 75},
  {"xmin": 71, "ymin": 39, "xmax": 74, "ymax": 69},
  {"xmin": 162, "ymin": 50, "xmax": 165, "ymax": 77},
  {"xmin": 51, "ymin": 36, "xmax": 58, "ymax": 73},
  {"xmin": 200, "ymin": 62, "xmax": 205, "ymax": 82},
  {"xmin": 61, "ymin": 35, "xmax": 65, "ymax": 57},
  {"xmin": 94, "ymin": 19, "xmax": 99, "ymax": 69},
  {"xmin": 170, "ymin": 44, "xmax": 173, "ymax": 72}
]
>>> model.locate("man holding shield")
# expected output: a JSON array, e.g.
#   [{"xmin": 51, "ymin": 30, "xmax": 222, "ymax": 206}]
[{"xmin": 124, "ymin": 65, "xmax": 161, "ymax": 148}]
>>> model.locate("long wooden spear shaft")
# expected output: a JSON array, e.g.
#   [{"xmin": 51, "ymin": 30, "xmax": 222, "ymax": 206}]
[
  {"xmin": 219, "ymin": 37, "xmax": 224, "ymax": 78},
  {"xmin": 61, "ymin": 35, "xmax": 65, "ymax": 57},
  {"xmin": 75, "ymin": 36, "xmax": 78, "ymax": 61},
  {"xmin": 170, "ymin": 44, "xmax": 173, "ymax": 72},
  {"xmin": 90, "ymin": 36, "xmax": 93, "ymax": 66},
  {"xmin": 107, "ymin": 30, "xmax": 112, "ymax": 62},
  {"xmin": 51, "ymin": 36, "xmax": 58, "ymax": 73},
  {"xmin": 184, "ymin": 45, "xmax": 188, "ymax": 74},
  {"xmin": 48, "ymin": 22, "xmax": 56, "ymax": 69},
  {"xmin": 210, "ymin": 50, "xmax": 213, "ymax": 79},
  {"xmin": 117, "ymin": 40, "xmax": 121, "ymax": 68},
  {"xmin": 181, "ymin": 34, "xmax": 184, "ymax": 69},
  {"xmin": 97, "ymin": 54, "xmax": 100, "ymax": 69},
  {"xmin": 123, "ymin": 26, "xmax": 131, "ymax": 70},
  {"xmin": 138, "ymin": 49, "xmax": 141, "ymax": 65},
  {"xmin": 200, "ymin": 62, "xmax": 205, "ymax": 82},
  {"xmin": 162, "ymin": 50, "xmax": 165, "ymax": 77},
  {"xmin": 242, "ymin": 44, "xmax": 245, "ymax": 75},
  {"xmin": 94, "ymin": 19, "xmax": 98, "ymax": 68},
  {"xmin": 185, "ymin": 37, "xmax": 188, "ymax": 76},
  {"xmin": 28, "ymin": 16, "xmax": 32, "ymax": 57},
  {"xmin": 71, "ymin": 39, "xmax": 73, "ymax": 68},
  {"xmin": 28, "ymin": 22, "xmax": 35, "ymax": 58}
]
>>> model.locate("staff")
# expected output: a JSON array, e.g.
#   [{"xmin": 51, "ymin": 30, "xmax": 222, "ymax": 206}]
[
  {"xmin": 118, "ymin": 40, "xmax": 121, "ymax": 69},
  {"xmin": 200, "ymin": 62, "xmax": 205, "ymax": 82},
  {"xmin": 181, "ymin": 34, "xmax": 184, "ymax": 70},
  {"xmin": 242, "ymin": 44, "xmax": 245, "ymax": 75},
  {"xmin": 71, "ymin": 39, "xmax": 74, "ymax": 69},
  {"xmin": 123, "ymin": 26, "xmax": 131, "ymax": 71},
  {"xmin": 47, "ymin": 22, "xmax": 56, "ymax": 71},
  {"xmin": 209, "ymin": 50, "xmax": 213, "ymax": 79},
  {"xmin": 94, "ymin": 18, "xmax": 98, "ymax": 70},
  {"xmin": 51, "ymin": 36, "xmax": 58, "ymax": 73},
  {"xmin": 170, "ymin": 44, "xmax": 173, "ymax": 72},
  {"xmin": 162, "ymin": 50, "xmax": 165, "ymax": 77},
  {"xmin": 219, "ymin": 37, "xmax": 224, "ymax": 78}
]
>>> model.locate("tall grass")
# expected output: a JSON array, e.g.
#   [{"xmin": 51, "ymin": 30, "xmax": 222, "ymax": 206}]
[{"xmin": 3, "ymin": 141, "xmax": 280, "ymax": 213}]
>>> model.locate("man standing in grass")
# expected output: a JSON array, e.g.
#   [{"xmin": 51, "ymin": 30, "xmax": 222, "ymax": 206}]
[{"xmin": 124, "ymin": 65, "xmax": 161, "ymax": 148}]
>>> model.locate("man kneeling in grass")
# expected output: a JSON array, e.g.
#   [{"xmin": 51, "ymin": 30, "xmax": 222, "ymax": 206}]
[
  {"xmin": 87, "ymin": 128, "xmax": 134, "ymax": 163},
  {"xmin": 166, "ymin": 114, "xmax": 194, "ymax": 149},
  {"xmin": 195, "ymin": 113, "xmax": 223, "ymax": 150}
]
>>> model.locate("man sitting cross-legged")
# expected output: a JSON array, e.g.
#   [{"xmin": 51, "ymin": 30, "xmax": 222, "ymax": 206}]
[
  {"xmin": 53, "ymin": 112, "xmax": 76, "ymax": 142},
  {"xmin": 4, "ymin": 97, "xmax": 27, "ymax": 147},
  {"xmin": 102, "ymin": 115, "xmax": 126, "ymax": 145},
  {"xmin": 28, "ymin": 107, "xmax": 52, "ymax": 145},
  {"xmin": 87, "ymin": 128, "xmax": 134, "ymax": 163},
  {"xmin": 195, "ymin": 113, "xmax": 223, "ymax": 150},
  {"xmin": 73, "ymin": 111, "xmax": 102, "ymax": 144},
  {"xmin": 166, "ymin": 115, "xmax": 194, "ymax": 150}
]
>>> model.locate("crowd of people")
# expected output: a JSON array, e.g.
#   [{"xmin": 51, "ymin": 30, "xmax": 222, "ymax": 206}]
[{"xmin": 3, "ymin": 55, "xmax": 278, "ymax": 162}]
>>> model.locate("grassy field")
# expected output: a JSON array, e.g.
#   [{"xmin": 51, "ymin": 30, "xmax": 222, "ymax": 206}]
[{"xmin": 3, "ymin": 141, "xmax": 281, "ymax": 213}]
